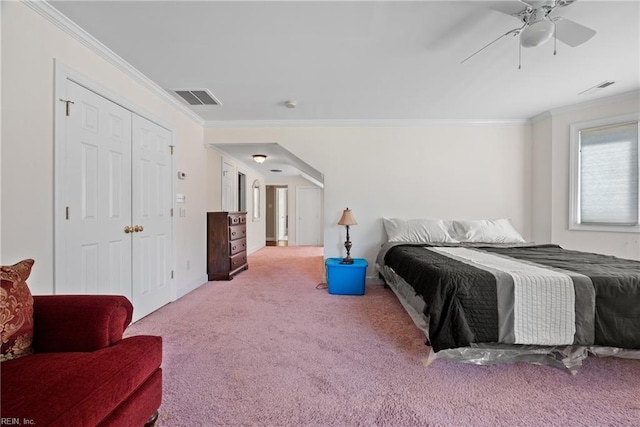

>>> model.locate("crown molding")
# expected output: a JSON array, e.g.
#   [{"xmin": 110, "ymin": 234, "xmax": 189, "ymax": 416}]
[
  {"xmin": 530, "ymin": 90, "xmax": 640, "ymax": 123},
  {"xmin": 23, "ymin": 0, "xmax": 204, "ymax": 126},
  {"xmin": 530, "ymin": 110, "xmax": 552, "ymax": 124},
  {"xmin": 204, "ymin": 118, "xmax": 530, "ymax": 128}
]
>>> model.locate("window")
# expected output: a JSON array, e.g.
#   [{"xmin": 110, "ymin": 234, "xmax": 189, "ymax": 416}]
[{"xmin": 570, "ymin": 114, "xmax": 639, "ymax": 232}]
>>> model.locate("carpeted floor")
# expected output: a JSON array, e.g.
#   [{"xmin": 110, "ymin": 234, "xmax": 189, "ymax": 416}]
[{"xmin": 126, "ymin": 246, "xmax": 640, "ymax": 426}]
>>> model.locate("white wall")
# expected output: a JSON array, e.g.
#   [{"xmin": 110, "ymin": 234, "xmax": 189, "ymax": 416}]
[
  {"xmin": 532, "ymin": 92, "xmax": 640, "ymax": 260},
  {"xmin": 1, "ymin": 2, "xmax": 208, "ymax": 295},
  {"xmin": 531, "ymin": 116, "xmax": 553, "ymax": 244},
  {"xmin": 204, "ymin": 124, "xmax": 531, "ymax": 278}
]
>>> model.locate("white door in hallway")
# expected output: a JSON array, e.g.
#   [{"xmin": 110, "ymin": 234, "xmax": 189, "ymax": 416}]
[
  {"xmin": 58, "ymin": 79, "xmax": 174, "ymax": 320},
  {"xmin": 277, "ymin": 187, "xmax": 288, "ymax": 241},
  {"xmin": 297, "ymin": 186, "xmax": 323, "ymax": 245}
]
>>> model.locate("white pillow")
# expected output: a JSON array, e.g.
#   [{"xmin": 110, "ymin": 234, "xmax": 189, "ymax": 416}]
[
  {"xmin": 383, "ymin": 218, "xmax": 459, "ymax": 243},
  {"xmin": 448, "ymin": 219, "xmax": 526, "ymax": 243}
]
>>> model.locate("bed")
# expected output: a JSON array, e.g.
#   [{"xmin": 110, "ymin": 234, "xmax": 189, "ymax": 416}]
[{"xmin": 376, "ymin": 218, "xmax": 640, "ymax": 372}]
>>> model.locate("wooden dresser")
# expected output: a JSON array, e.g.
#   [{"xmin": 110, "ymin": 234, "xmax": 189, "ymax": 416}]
[{"xmin": 207, "ymin": 211, "xmax": 248, "ymax": 280}]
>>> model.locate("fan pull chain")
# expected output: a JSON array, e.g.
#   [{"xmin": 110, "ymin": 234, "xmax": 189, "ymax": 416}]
[
  {"xmin": 518, "ymin": 42, "xmax": 522, "ymax": 70},
  {"xmin": 553, "ymin": 22, "xmax": 557, "ymax": 55}
]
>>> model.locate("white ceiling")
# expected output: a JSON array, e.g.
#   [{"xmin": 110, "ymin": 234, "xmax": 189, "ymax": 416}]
[{"xmin": 49, "ymin": 0, "xmax": 639, "ymax": 123}]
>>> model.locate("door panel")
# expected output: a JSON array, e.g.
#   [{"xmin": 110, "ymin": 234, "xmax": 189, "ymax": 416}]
[
  {"xmin": 63, "ymin": 80, "xmax": 133, "ymax": 299},
  {"xmin": 277, "ymin": 188, "xmax": 288, "ymax": 241},
  {"xmin": 131, "ymin": 114, "xmax": 173, "ymax": 319},
  {"xmin": 222, "ymin": 161, "xmax": 235, "ymax": 211}
]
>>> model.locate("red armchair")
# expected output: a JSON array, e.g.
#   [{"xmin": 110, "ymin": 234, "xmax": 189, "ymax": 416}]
[{"xmin": 1, "ymin": 295, "xmax": 162, "ymax": 427}]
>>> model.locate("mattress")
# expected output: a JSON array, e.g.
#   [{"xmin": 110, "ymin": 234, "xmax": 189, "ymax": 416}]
[{"xmin": 377, "ymin": 242, "xmax": 640, "ymax": 371}]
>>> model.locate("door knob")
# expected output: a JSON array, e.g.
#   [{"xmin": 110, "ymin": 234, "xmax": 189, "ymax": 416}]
[
  {"xmin": 134, "ymin": 225, "xmax": 144, "ymax": 232},
  {"xmin": 124, "ymin": 226, "xmax": 132, "ymax": 234}
]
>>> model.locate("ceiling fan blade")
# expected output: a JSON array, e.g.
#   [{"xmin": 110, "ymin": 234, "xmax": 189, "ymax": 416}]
[
  {"xmin": 554, "ymin": 17, "xmax": 596, "ymax": 47},
  {"xmin": 556, "ymin": 0, "xmax": 578, "ymax": 7},
  {"xmin": 461, "ymin": 27, "xmax": 522, "ymax": 64},
  {"xmin": 485, "ymin": 1, "xmax": 530, "ymax": 17}
]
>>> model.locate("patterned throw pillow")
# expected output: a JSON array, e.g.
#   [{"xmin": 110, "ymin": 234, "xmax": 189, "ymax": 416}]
[{"xmin": 1, "ymin": 259, "xmax": 35, "ymax": 362}]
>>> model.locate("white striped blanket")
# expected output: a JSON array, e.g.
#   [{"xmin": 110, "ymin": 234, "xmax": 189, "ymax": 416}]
[{"xmin": 431, "ymin": 247, "xmax": 576, "ymax": 345}]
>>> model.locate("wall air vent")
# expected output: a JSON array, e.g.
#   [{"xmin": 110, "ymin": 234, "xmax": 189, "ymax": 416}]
[
  {"xmin": 579, "ymin": 81, "xmax": 616, "ymax": 95},
  {"xmin": 172, "ymin": 89, "xmax": 221, "ymax": 106}
]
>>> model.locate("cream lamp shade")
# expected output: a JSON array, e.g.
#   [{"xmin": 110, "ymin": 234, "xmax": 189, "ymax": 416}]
[{"xmin": 338, "ymin": 208, "xmax": 357, "ymax": 226}]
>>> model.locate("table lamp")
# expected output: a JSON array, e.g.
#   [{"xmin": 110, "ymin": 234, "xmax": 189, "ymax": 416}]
[{"xmin": 338, "ymin": 208, "xmax": 357, "ymax": 264}]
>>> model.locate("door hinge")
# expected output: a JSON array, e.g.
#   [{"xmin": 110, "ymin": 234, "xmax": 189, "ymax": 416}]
[
  {"xmin": 169, "ymin": 145, "xmax": 175, "ymax": 155},
  {"xmin": 65, "ymin": 206, "xmax": 70, "ymax": 220},
  {"xmin": 171, "ymin": 208, "xmax": 174, "ymax": 217},
  {"xmin": 171, "ymin": 270, "xmax": 174, "ymax": 279},
  {"xmin": 59, "ymin": 99, "xmax": 75, "ymax": 116}
]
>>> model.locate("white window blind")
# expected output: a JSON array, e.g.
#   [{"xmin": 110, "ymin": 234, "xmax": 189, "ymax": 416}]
[{"xmin": 579, "ymin": 122, "xmax": 639, "ymax": 225}]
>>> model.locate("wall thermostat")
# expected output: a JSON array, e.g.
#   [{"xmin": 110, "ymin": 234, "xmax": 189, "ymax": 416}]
[{"xmin": 177, "ymin": 171, "xmax": 187, "ymax": 180}]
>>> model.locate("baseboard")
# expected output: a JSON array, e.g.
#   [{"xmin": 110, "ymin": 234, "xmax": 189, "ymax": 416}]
[
  {"xmin": 176, "ymin": 275, "xmax": 208, "ymax": 299},
  {"xmin": 248, "ymin": 244, "xmax": 265, "ymax": 255},
  {"xmin": 366, "ymin": 276, "xmax": 385, "ymax": 286}
]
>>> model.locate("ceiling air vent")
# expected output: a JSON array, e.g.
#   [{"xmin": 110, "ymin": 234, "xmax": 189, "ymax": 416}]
[
  {"xmin": 173, "ymin": 89, "xmax": 221, "ymax": 106},
  {"xmin": 579, "ymin": 81, "xmax": 616, "ymax": 95}
]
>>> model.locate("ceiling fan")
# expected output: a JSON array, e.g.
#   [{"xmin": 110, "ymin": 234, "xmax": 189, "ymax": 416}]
[{"xmin": 462, "ymin": 0, "xmax": 597, "ymax": 68}]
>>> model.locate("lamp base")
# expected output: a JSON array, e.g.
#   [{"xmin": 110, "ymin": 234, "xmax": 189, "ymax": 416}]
[{"xmin": 340, "ymin": 255, "xmax": 354, "ymax": 265}]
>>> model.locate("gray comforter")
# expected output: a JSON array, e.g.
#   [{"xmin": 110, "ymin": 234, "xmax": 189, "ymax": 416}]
[{"xmin": 380, "ymin": 243, "xmax": 640, "ymax": 352}]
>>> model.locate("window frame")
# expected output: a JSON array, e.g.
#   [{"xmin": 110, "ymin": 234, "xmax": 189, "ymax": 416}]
[{"xmin": 569, "ymin": 113, "xmax": 640, "ymax": 233}]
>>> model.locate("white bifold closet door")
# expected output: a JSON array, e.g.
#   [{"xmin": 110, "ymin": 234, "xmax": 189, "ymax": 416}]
[
  {"xmin": 60, "ymin": 80, "xmax": 173, "ymax": 320},
  {"xmin": 131, "ymin": 114, "xmax": 173, "ymax": 319}
]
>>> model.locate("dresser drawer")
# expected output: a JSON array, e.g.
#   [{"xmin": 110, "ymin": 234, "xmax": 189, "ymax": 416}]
[
  {"xmin": 228, "ymin": 213, "xmax": 246, "ymax": 226},
  {"xmin": 229, "ymin": 238, "xmax": 246, "ymax": 256},
  {"xmin": 230, "ymin": 251, "xmax": 247, "ymax": 271},
  {"xmin": 229, "ymin": 225, "xmax": 246, "ymax": 241}
]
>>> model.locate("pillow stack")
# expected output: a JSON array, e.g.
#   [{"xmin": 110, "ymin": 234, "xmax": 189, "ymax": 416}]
[
  {"xmin": 383, "ymin": 218, "xmax": 525, "ymax": 244},
  {"xmin": 383, "ymin": 218, "xmax": 458, "ymax": 244},
  {"xmin": 448, "ymin": 219, "xmax": 526, "ymax": 243}
]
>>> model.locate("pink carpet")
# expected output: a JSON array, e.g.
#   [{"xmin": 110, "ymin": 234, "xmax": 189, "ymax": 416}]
[{"xmin": 126, "ymin": 246, "xmax": 640, "ymax": 426}]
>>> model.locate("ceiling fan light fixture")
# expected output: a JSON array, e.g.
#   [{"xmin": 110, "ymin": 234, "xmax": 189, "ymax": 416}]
[{"xmin": 520, "ymin": 19, "xmax": 555, "ymax": 48}]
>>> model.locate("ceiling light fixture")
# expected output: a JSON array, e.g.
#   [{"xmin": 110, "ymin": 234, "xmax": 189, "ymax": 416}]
[
  {"xmin": 520, "ymin": 10, "xmax": 555, "ymax": 48},
  {"xmin": 253, "ymin": 154, "xmax": 267, "ymax": 164}
]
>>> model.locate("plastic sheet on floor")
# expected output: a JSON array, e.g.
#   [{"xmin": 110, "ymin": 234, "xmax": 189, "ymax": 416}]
[{"xmin": 378, "ymin": 262, "xmax": 640, "ymax": 374}]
